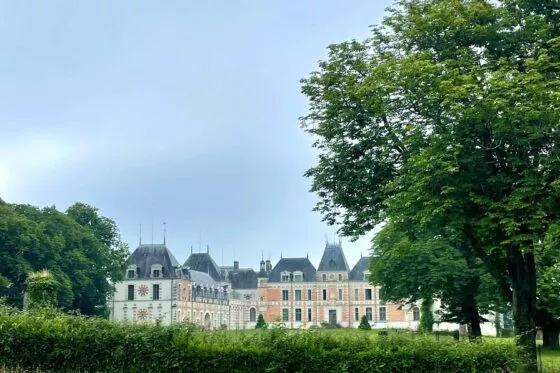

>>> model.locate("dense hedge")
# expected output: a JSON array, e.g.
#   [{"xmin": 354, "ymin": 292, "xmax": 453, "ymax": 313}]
[{"xmin": 0, "ymin": 310, "xmax": 524, "ymax": 372}]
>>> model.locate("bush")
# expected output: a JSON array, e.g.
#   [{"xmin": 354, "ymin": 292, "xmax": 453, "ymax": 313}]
[
  {"xmin": 358, "ymin": 315, "xmax": 371, "ymax": 330},
  {"xmin": 255, "ymin": 314, "xmax": 267, "ymax": 329},
  {"xmin": 0, "ymin": 310, "xmax": 526, "ymax": 372}
]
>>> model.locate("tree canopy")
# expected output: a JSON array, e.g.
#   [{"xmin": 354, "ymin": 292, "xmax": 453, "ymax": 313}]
[
  {"xmin": 301, "ymin": 0, "xmax": 560, "ymax": 367},
  {"xmin": 0, "ymin": 200, "xmax": 128, "ymax": 316}
]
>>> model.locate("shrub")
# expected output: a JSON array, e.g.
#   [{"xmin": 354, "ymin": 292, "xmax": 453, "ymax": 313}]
[
  {"xmin": 358, "ymin": 315, "xmax": 371, "ymax": 330},
  {"xmin": 255, "ymin": 314, "xmax": 267, "ymax": 329},
  {"xmin": 0, "ymin": 310, "xmax": 525, "ymax": 372}
]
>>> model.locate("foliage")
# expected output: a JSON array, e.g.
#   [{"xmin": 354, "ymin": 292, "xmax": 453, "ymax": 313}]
[
  {"xmin": 419, "ymin": 299, "xmax": 435, "ymax": 333},
  {"xmin": 0, "ymin": 201, "xmax": 128, "ymax": 316},
  {"xmin": 0, "ymin": 310, "xmax": 525, "ymax": 373},
  {"xmin": 25, "ymin": 270, "xmax": 59, "ymax": 310},
  {"xmin": 359, "ymin": 315, "xmax": 372, "ymax": 330},
  {"xmin": 300, "ymin": 0, "xmax": 560, "ymax": 364},
  {"xmin": 255, "ymin": 314, "xmax": 267, "ymax": 329}
]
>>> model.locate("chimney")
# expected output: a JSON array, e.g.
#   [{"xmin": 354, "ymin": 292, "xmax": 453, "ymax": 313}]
[
  {"xmin": 265, "ymin": 259, "xmax": 272, "ymax": 273},
  {"xmin": 233, "ymin": 261, "xmax": 239, "ymax": 271}
]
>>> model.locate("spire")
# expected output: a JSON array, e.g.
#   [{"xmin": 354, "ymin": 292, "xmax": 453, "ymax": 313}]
[{"xmin": 163, "ymin": 222, "xmax": 167, "ymax": 245}]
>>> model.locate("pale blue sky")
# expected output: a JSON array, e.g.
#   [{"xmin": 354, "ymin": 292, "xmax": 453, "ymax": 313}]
[{"xmin": 0, "ymin": 0, "xmax": 392, "ymax": 269}]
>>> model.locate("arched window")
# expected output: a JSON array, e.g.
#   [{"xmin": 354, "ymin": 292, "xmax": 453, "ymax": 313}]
[
  {"xmin": 412, "ymin": 307, "xmax": 420, "ymax": 321},
  {"xmin": 249, "ymin": 307, "xmax": 256, "ymax": 322}
]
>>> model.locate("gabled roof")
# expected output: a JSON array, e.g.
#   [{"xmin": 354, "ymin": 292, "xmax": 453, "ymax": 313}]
[
  {"xmin": 128, "ymin": 244, "xmax": 184, "ymax": 279},
  {"xmin": 317, "ymin": 242, "xmax": 350, "ymax": 272},
  {"xmin": 230, "ymin": 269, "xmax": 258, "ymax": 289},
  {"xmin": 349, "ymin": 256, "xmax": 371, "ymax": 281},
  {"xmin": 184, "ymin": 253, "xmax": 223, "ymax": 282},
  {"xmin": 268, "ymin": 258, "xmax": 316, "ymax": 282}
]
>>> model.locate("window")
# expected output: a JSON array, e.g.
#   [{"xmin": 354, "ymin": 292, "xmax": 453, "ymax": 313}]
[
  {"xmin": 152, "ymin": 269, "xmax": 160, "ymax": 278},
  {"xmin": 127, "ymin": 270, "xmax": 135, "ymax": 279},
  {"xmin": 322, "ymin": 274, "xmax": 326, "ymax": 281},
  {"xmin": 365, "ymin": 289, "xmax": 372, "ymax": 300},
  {"xmin": 379, "ymin": 307, "xmax": 387, "ymax": 321},
  {"xmin": 308, "ymin": 308, "xmax": 312, "ymax": 322},
  {"xmin": 295, "ymin": 290, "xmax": 302, "ymax": 301},
  {"xmin": 250, "ymin": 308, "xmax": 256, "ymax": 322},
  {"xmin": 153, "ymin": 284, "xmax": 160, "ymax": 300},
  {"xmin": 413, "ymin": 307, "xmax": 420, "ymax": 321},
  {"xmin": 363, "ymin": 273, "xmax": 368, "ymax": 281},
  {"xmin": 307, "ymin": 289, "xmax": 312, "ymax": 301},
  {"xmin": 366, "ymin": 307, "xmax": 372, "ymax": 321},
  {"xmin": 282, "ymin": 309, "xmax": 289, "ymax": 322},
  {"xmin": 127, "ymin": 285, "xmax": 134, "ymax": 300},
  {"xmin": 294, "ymin": 273, "xmax": 303, "ymax": 282},
  {"xmin": 338, "ymin": 289, "xmax": 343, "ymax": 300},
  {"xmin": 281, "ymin": 273, "xmax": 290, "ymax": 282},
  {"xmin": 295, "ymin": 308, "xmax": 302, "ymax": 322},
  {"xmin": 355, "ymin": 307, "xmax": 359, "ymax": 321},
  {"xmin": 282, "ymin": 290, "xmax": 289, "ymax": 301},
  {"xmin": 322, "ymin": 289, "xmax": 327, "ymax": 300},
  {"xmin": 354, "ymin": 288, "xmax": 359, "ymax": 301},
  {"xmin": 338, "ymin": 274, "xmax": 342, "ymax": 281}
]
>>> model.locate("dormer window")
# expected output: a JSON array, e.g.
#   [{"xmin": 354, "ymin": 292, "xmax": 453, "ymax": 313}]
[
  {"xmin": 151, "ymin": 264, "xmax": 163, "ymax": 278},
  {"xmin": 338, "ymin": 274, "xmax": 342, "ymax": 281},
  {"xmin": 127, "ymin": 270, "xmax": 135, "ymax": 279},
  {"xmin": 293, "ymin": 271, "xmax": 303, "ymax": 282},
  {"xmin": 322, "ymin": 274, "xmax": 326, "ymax": 281},
  {"xmin": 281, "ymin": 272, "xmax": 291, "ymax": 282}
]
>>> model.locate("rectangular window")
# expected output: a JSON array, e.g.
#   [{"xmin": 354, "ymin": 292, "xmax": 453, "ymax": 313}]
[
  {"xmin": 338, "ymin": 274, "xmax": 342, "ymax": 281},
  {"xmin": 281, "ymin": 274, "xmax": 290, "ymax": 282},
  {"xmin": 153, "ymin": 269, "xmax": 160, "ymax": 278},
  {"xmin": 295, "ymin": 290, "xmax": 302, "ymax": 301},
  {"xmin": 153, "ymin": 284, "xmax": 160, "ymax": 300},
  {"xmin": 295, "ymin": 308, "xmax": 302, "ymax": 322},
  {"xmin": 127, "ymin": 285, "xmax": 134, "ymax": 300},
  {"xmin": 282, "ymin": 309, "xmax": 289, "ymax": 322},
  {"xmin": 379, "ymin": 307, "xmax": 387, "ymax": 321},
  {"xmin": 294, "ymin": 274, "xmax": 302, "ymax": 282},
  {"xmin": 366, "ymin": 307, "xmax": 372, "ymax": 321},
  {"xmin": 365, "ymin": 288, "xmax": 372, "ymax": 300},
  {"xmin": 127, "ymin": 270, "xmax": 135, "ymax": 279},
  {"xmin": 307, "ymin": 289, "xmax": 312, "ymax": 301},
  {"xmin": 354, "ymin": 288, "xmax": 359, "ymax": 301},
  {"xmin": 282, "ymin": 290, "xmax": 289, "ymax": 301},
  {"xmin": 308, "ymin": 308, "xmax": 312, "ymax": 322},
  {"xmin": 322, "ymin": 289, "xmax": 327, "ymax": 300},
  {"xmin": 338, "ymin": 289, "xmax": 343, "ymax": 300},
  {"xmin": 322, "ymin": 274, "xmax": 326, "ymax": 281},
  {"xmin": 355, "ymin": 307, "xmax": 359, "ymax": 321}
]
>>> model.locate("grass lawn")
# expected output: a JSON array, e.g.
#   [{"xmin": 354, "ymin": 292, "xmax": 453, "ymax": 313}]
[{"xmin": 541, "ymin": 349, "xmax": 560, "ymax": 373}]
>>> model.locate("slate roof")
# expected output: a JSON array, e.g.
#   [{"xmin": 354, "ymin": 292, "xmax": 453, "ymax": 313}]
[
  {"xmin": 268, "ymin": 258, "xmax": 317, "ymax": 282},
  {"xmin": 189, "ymin": 269, "xmax": 218, "ymax": 286},
  {"xmin": 128, "ymin": 244, "xmax": 185, "ymax": 279},
  {"xmin": 349, "ymin": 256, "xmax": 371, "ymax": 281},
  {"xmin": 317, "ymin": 242, "xmax": 350, "ymax": 272},
  {"xmin": 230, "ymin": 269, "xmax": 258, "ymax": 289},
  {"xmin": 184, "ymin": 253, "xmax": 222, "ymax": 282}
]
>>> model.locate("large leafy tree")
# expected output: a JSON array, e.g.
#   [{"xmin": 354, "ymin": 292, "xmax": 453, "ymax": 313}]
[
  {"xmin": 371, "ymin": 222, "xmax": 507, "ymax": 339},
  {"xmin": 0, "ymin": 201, "xmax": 128, "ymax": 316},
  {"xmin": 301, "ymin": 0, "xmax": 560, "ymax": 367}
]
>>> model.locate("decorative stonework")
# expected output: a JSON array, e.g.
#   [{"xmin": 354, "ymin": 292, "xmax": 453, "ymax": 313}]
[{"xmin": 138, "ymin": 284, "xmax": 149, "ymax": 296}]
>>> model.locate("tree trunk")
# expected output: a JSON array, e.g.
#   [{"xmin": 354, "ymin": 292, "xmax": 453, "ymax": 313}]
[
  {"xmin": 543, "ymin": 329, "xmax": 560, "ymax": 349},
  {"xmin": 469, "ymin": 316, "xmax": 482, "ymax": 340},
  {"xmin": 508, "ymin": 246, "xmax": 537, "ymax": 372}
]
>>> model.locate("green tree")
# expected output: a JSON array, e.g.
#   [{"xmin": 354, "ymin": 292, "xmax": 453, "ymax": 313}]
[
  {"xmin": 358, "ymin": 315, "xmax": 371, "ymax": 330},
  {"xmin": 301, "ymin": 0, "xmax": 560, "ymax": 367},
  {"xmin": 371, "ymin": 222, "xmax": 507, "ymax": 339},
  {"xmin": 255, "ymin": 314, "xmax": 267, "ymax": 329}
]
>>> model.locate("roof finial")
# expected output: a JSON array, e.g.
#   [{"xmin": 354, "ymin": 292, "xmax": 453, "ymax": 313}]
[
  {"xmin": 151, "ymin": 216, "xmax": 154, "ymax": 246},
  {"xmin": 207, "ymin": 244, "xmax": 210, "ymax": 254},
  {"xmin": 306, "ymin": 252, "xmax": 309, "ymax": 259},
  {"xmin": 261, "ymin": 250, "xmax": 264, "ymax": 261},
  {"xmin": 191, "ymin": 245, "xmax": 193, "ymax": 254},
  {"xmin": 139, "ymin": 224, "xmax": 142, "ymax": 246},
  {"xmin": 163, "ymin": 222, "xmax": 167, "ymax": 245},
  {"xmin": 280, "ymin": 252, "xmax": 283, "ymax": 259}
]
